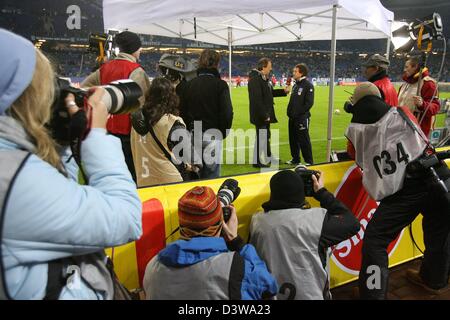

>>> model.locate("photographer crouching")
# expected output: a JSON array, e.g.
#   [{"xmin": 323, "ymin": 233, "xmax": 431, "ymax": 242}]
[
  {"xmin": 143, "ymin": 180, "xmax": 277, "ymax": 300},
  {"xmin": 345, "ymin": 82, "xmax": 450, "ymax": 299},
  {"xmin": 249, "ymin": 169, "xmax": 359, "ymax": 300},
  {"xmin": 0, "ymin": 29, "xmax": 142, "ymax": 299}
]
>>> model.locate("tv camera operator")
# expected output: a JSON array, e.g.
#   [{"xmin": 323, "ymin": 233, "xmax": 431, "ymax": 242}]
[
  {"xmin": 82, "ymin": 31, "xmax": 151, "ymax": 182},
  {"xmin": 130, "ymin": 55, "xmax": 200, "ymax": 186}
]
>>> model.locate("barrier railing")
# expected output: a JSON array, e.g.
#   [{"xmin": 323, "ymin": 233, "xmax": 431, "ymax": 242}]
[{"xmin": 107, "ymin": 148, "xmax": 450, "ymax": 291}]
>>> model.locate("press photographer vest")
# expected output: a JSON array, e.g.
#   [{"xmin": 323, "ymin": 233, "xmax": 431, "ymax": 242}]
[
  {"xmin": 144, "ymin": 251, "xmax": 243, "ymax": 299},
  {"xmin": 100, "ymin": 59, "xmax": 141, "ymax": 135},
  {"xmin": 131, "ymin": 114, "xmax": 184, "ymax": 187},
  {"xmin": 250, "ymin": 207, "xmax": 330, "ymax": 300},
  {"xmin": 346, "ymin": 107, "xmax": 428, "ymax": 200},
  {"xmin": 398, "ymin": 76, "xmax": 435, "ymax": 114}
]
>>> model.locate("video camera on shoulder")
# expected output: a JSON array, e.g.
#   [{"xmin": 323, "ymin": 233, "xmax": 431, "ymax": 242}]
[
  {"xmin": 158, "ymin": 54, "xmax": 197, "ymax": 82},
  {"xmin": 294, "ymin": 165, "xmax": 320, "ymax": 197}
]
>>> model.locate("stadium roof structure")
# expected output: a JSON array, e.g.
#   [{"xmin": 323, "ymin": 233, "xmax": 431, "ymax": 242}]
[{"xmin": 103, "ymin": 0, "xmax": 395, "ymax": 161}]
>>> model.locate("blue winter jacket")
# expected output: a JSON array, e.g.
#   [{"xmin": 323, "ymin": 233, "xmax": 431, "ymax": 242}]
[
  {"xmin": 157, "ymin": 237, "xmax": 278, "ymax": 300},
  {"xmin": 1, "ymin": 124, "xmax": 142, "ymax": 299}
]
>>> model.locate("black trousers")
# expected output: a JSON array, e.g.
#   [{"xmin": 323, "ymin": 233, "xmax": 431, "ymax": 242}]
[
  {"xmin": 358, "ymin": 170, "xmax": 450, "ymax": 299},
  {"xmin": 111, "ymin": 133, "xmax": 137, "ymax": 183},
  {"xmin": 254, "ymin": 123, "xmax": 271, "ymax": 165},
  {"xmin": 288, "ymin": 117, "xmax": 313, "ymax": 164}
]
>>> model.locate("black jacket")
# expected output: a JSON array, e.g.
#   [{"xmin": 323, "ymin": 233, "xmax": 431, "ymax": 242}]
[
  {"xmin": 182, "ymin": 68, "xmax": 233, "ymax": 138},
  {"xmin": 287, "ymin": 77, "xmax": 314, "ymax": 120},
  {"xmin": 261, "ymin": 187, "xmax": 359, "ymax": 268},
  {"xmin": 248, "ymin": 69, "xmax": 287, "ymax": 126},
  {"xmin": 350, "ymin": 95, "xmax": 390, "ymax": 124},
  {"xmin": 315, "ymin": 188, "xmax": 360, "ymax": 267}
]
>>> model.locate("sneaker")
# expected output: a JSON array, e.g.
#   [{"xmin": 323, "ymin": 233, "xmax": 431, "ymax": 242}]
[
  {"xmin": 406, "ymin": 269, "xmax": 450, "ymax": 295},
  {"xmin": 285, "ymin": 159, "xmax": 300, "ymax": 165}
]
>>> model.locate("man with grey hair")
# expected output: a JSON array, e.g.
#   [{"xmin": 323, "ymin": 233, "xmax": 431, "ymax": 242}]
[{"xmin": 363, "ymin": 54, "xmax": 398, "ymax": 106}]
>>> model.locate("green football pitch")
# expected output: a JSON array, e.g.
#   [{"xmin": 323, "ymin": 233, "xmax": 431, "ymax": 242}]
[{"xmin": 220, "ymin": 86, "xmax": 449, "ymax": 177}]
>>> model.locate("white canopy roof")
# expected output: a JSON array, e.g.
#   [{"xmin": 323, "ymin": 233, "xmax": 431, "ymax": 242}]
[{"xmin": 103, "ymin": 0, "xmax": 394, "ymax": 46}]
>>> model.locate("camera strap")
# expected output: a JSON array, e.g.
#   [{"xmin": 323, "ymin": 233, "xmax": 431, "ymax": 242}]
[
  {"xmin": 397, "ymin": 107, "xmax": 433, "ymax": 150},
  {"xmin": 148, "ymin": 125, "xmax": 186, "ymax": 176},
  {"xmin": 69, "ymin": 98, "xmax": 93, "ymax": 184}
]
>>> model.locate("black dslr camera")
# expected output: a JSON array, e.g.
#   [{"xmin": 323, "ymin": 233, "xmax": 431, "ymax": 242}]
[
  {"xmin": 49, "ymin": 77, "xmax": 143, "ymax": 146},
  {"xmin": 218, "ymin": 179, "xmax": 241, "ymax": 222},
  {"xmin": 294, "ymin": 165, "xmax": 321, "ymax": 197},
  {"xmin": 407, "ymin": 150, "xmax": 450, "ymax": 206}
]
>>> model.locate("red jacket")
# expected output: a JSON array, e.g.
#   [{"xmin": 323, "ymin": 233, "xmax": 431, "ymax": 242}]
[
  {"xmin": 100, "ymin": 59, "xmax": 141, "ymax": 135},
  {"xmin": 399, "ymin": 70, "xmax": 440, "ymax": 137},
  {"xmin": 373, "ymin": 76, "xmax": 398, "ymax": 107}
]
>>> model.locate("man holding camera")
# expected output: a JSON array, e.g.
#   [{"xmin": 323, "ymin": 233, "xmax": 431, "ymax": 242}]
[
  {"xmin": 249, "ymin": 169, "xmax": 359, "ymax": 300},
  {"xmin": 345, "ymin": 82, "xmax": 450, "ymax": 299},
  {"xmin": 82, "ymin": 31, "xmax": 150, "ymax": 182},
  {"xmin": 143, "ymin": 184, "xmax": 277, "ymax": 300}
]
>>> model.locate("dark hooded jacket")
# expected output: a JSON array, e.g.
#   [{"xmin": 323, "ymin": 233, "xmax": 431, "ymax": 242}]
[{"xmin": 182, "ymin": 68, "xmax": 233, "ymax": 138}]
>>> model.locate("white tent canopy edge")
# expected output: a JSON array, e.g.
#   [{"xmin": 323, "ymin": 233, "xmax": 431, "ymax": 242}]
[{"xmin": 103, "ymin": 0, "xmax": 394, "ymax": 162}]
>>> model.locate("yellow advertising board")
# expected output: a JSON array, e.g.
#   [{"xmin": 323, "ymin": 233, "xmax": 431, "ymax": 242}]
[{"xmin": 107, "ymin": 149, "xmax": 450, "ymax": 291}]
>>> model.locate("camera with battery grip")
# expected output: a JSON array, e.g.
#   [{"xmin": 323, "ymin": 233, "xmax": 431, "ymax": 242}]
[
  {"xmin": 48, "ymin": 76, "xmax": 143, "ymax": 146},
  {"xmin": 46, "ymin": 76, "xmax": 143, "ymax": 182},
  {"xmin": 294, "ymin": 165, "xmax": 321, "ymax": 197},
  {"xmin": 406, "ymin": 150, "xmax": 450, "ymax": 205}
]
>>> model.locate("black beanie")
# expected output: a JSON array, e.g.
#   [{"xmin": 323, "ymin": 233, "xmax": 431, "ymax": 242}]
[
  {"xmin": 115, "ymin": 31, "xmax": 142, "ymax": 54},
  {"xmin": 351, "ymin": 95, "xmax": 390, "ymax": 125},
  {"xmin": 262, "ymin": 170, "xmax": 305, "ymax": 212}
]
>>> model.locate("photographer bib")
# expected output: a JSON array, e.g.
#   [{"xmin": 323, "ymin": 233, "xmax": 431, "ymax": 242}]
[{"xmin": 346, "ymin": 108, "xmax": 427, "ymax": 200}]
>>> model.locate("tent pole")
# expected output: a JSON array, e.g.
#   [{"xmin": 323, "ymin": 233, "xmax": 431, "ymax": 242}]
[
  {"xmin": 386, "ymin": 36, "xmax": 391, "ymax": 60},
  {"xmin": 326, "ymin": 5, "xmax": 338, "ymax": 162},
  {"xmin": 385, "ymin": 20, "xmax": 392, "ymax": 61},
  {"xmin": 228, "ymin": 27, "xmax": 233, "ymax": 91}
]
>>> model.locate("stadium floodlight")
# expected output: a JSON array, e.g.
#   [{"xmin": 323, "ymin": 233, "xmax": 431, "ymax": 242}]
[{"xmin": 391, "ymin": 13, "xmax": 444, "ymax": 53}]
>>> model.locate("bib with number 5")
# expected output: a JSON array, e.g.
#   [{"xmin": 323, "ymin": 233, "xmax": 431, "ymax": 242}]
[{"xmin": 345, "ymin": 108, "xmax": 427, "ymax": 200}]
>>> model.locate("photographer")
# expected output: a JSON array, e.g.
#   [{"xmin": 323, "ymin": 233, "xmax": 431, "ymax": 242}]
[
  {"xmin": 82, "ymin": 31, "xmax": 151, "ymax": 182},
  {"xmin": 344, "ymin": 82, "xmax": 450, "ymax": 299},
  {"xmin": 130, "ymin": 77, "xmax": 199, "ymax": 187},
  {"xmin": 143, "ymin": 185, "xmax": 277, "ymax": 300},
  {"xmin": 0, "ymin": 29, "xmax": 142, "ymax": 299},
  {"xmin": 249, "ymin": 170, "xmax": 359, "ymax": 300}
]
